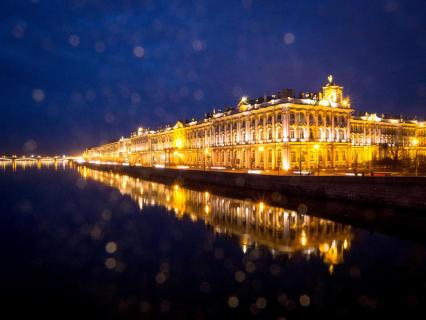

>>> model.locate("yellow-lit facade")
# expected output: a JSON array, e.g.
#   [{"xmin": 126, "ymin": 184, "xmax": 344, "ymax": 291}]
[{"xmin": 84, "ymin": 76, "xmax": 425, "ymax": 171}]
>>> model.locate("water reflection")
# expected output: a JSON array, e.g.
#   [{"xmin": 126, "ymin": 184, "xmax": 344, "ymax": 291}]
[
  {"xmin": 1, "ymin": 159, "xmax": 69, "ymax": 171},
  {"xmin": 79, "ymin": 166, "xmax": 353, "ymax": 272}
]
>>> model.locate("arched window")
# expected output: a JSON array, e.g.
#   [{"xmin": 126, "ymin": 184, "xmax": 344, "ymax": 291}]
[
  {"xmin": 342, "ymin": 150, "xmax": 346, "ymax": 161},
  {"xmin": 309, "ymin": 128, "xmax": 314, "ymax": 141},
  {"xmin": 258, "ymin": 129, "xmax": 263, "ymax": 141},
  {"xmin": 251, "ymin": 130, "xmax": 255, "ymax": 142},
  {"xmin": 276, "ymin": 127, "xmax": 282, "ymax": 140},
  {"xmin": 309, "ymin": 113, "xmax": 315, "ymax": 125},
  {"xmin": 335, "ymin": 151, "xmax": 339, "ymax": 161},
  {"xmin": 290, "ymin": 128, "xmax": 295, "ymax": 139},
  {"xmin": 339, "ymin": 129, "xmax": 346, "ymax": 141},
  {"xmin": 299, "ymin": 128, "xmax": 305, "ymax": 140},
  {"xmin": 327, "ymin": 150, "xmax": 331, "ymax": 161},
  {"xmin": 290, "ymin": 112, "xmax": 296, "ymax": 125},
  {"xmin": 299, "ymin": 113, "xmax": 306, "ymax": 124},
  {"xmin": 267, "ymin": 128, "xmax": 272, "ymax": 140}
]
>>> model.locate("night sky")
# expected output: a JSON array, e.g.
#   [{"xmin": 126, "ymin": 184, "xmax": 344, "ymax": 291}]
[{"xmin": 1, "ymin": 0, "xmax": 425, "ymax": 155}]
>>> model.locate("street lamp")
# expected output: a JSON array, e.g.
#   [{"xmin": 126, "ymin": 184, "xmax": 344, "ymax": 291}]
[
  {"xmin": 314, "ymin": 144, "xmax": 320, "ymax": 176},
  {"xmin": 204, "ymin": 148, "xmax": 209, "ymax": 171},
  {"xmin": 298, "ymin": 138, "xmax": 302, "ymax": 176},
  {"xmin": 412, "ymin": 138, "xmax": 418, "ymax": 176},
  {"xmin": 258, "ymin": 146, "xmax": 264, "ymax": 171}
]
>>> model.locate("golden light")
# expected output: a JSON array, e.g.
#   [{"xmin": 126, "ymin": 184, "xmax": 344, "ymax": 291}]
[
  {"xmin": 313, "ymin": 144, "xmax": 320, "ymax": 150},
  {"xmin": 258, "ymin": 146, "xmax": 264, "ymax": 152},
  {"xmin": 412, "ymin": 138, "xmax": 418, "ymax": 146},
  {"xmin": 300, "ymin": 230, "xmax": 307, "ymax": 246},
  {"xmin": 328, "ymin": 74, "xmax": 333, "ymax": 83},
  {"xmin": 240, "ymin": 96, "xmax": 247, "ymax": 103},
  {"xmin": 176, "ymin": 138, "xmax": 183, "ymax": 149}
]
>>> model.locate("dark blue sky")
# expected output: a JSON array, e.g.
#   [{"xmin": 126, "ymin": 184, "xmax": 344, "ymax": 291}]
[{"xmin": 0, "ymin": 0, "xmax": 425, "ymax": 155}]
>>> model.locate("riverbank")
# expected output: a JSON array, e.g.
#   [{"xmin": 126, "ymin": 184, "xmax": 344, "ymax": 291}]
[{"xmin": 77, "ymin": 163, "xmax": 426, "ymax": 209}]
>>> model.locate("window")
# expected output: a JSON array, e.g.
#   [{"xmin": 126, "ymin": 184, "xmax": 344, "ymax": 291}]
[
  {"xmin": 276, "ymin": 127, "xmax": 282, "ymax": 140},
  {"xmin": 309, "ymin": 113, "xmax": 315, "ymax": 125},
  {"xmin": 276, "ymin": 113, "xmax": 282, "ymax": 123},
  {"xmin": 267, "ymin": 128, "xmax": 272, "ymax": 140},
  {"xmin": 327, "ymin": 150, "xmax": 331, "ymax": 161},
  {"xmin": 290, "ymin": 112, "xmax": 295, "ymax": 125},
  {"xmin": 290, "ymin": 128, "xmax": 295, "ymax": 139},
  {"xmin": 299, "ymin": 128, "xmax": 305, "ymax": 140},
  {"xmin": 299, "ymin": 113, "xmax": 306, "ymax": 124},
  {"xmin": 340, "ymin": 129, "xmax": 346, "ymax": 140}
]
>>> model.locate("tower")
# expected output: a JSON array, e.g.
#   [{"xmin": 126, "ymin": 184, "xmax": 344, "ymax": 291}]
[{"xmin": 322, "ymin": 75, "xmax": 344, "ymax": 105}]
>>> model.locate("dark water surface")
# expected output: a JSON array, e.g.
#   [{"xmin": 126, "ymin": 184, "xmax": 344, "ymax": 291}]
[{"xmin": 0, "ymin": 163, "xmax": 425, "ymax": 319}]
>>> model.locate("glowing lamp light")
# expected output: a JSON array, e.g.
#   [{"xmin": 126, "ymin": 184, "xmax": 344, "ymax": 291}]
[
  {"xmin": 176, "ymin": 138, "xmax": 183, "ymax": 149},
  {"xmin": 412, "ymin": 138, "xmax": 418, "ymax": 146}
]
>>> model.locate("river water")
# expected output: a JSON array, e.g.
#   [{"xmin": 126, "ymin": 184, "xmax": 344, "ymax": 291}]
[{"xmin": 0, "ymin": 162, "xmax": 425, "ymax": 319}]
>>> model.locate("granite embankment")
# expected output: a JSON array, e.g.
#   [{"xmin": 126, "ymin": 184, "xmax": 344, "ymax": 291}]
[{"xmin": 79, "ymin": 163, "xmax": 426, "ymax": 209}]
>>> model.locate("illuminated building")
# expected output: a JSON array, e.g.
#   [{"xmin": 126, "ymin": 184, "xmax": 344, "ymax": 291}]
[
  {"xmin": 79, "ymin": 166, "xmax": 353, "ymax": 269},
  {"xmin": 84, "ymin": 76, "xmax": 425, "ymax": 171}
]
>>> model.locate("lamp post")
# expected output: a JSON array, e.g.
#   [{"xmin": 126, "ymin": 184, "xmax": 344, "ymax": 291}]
[
  {"xmin": 299, "ymin": 138, "xmax": 302, "ymax": 176},
  {"xmin": 314, "ymin": 144, "xmax": 320, "ymax": 176},
  {"xmin": 204, "ymin": 148, "xmax": 209, "ymax": 171},
  {"xmin": 413, "ymin": 138, "xmax": 418, "ymax": 176},
  {"xmin": 258, "ymin": 146, "xmax": 264, "ymax": 171}
]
